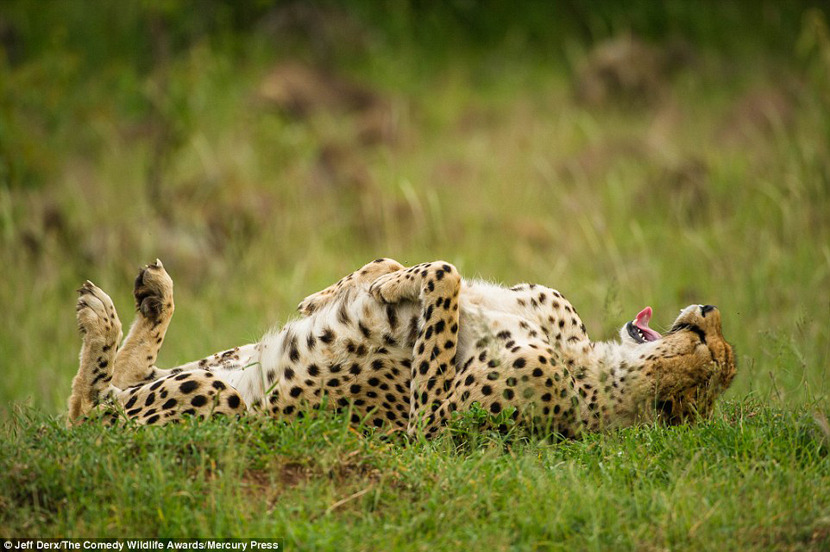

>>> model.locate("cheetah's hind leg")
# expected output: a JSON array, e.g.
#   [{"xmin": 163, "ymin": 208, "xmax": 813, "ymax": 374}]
[
  {"xmin": 68, "ymin": 281, "xmax": 123, "ymax": 426},
  {"xmin": 111, "ymin": 260, "xmax": 175, "ymax": 389},
  {"xmin": 297, "ymin": 258, "xmax": 405, "ymax": 315}
]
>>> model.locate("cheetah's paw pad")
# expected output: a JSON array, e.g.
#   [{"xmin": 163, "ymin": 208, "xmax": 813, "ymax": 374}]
[{"xmin": 134, "ymin": 259, "xmax": 174, "ymax": 321}]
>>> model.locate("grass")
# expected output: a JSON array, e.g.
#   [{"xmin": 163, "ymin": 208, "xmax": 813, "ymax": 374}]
[
  {"xmin": 1, "ymin": 403, "xmax": 829, "ymax": 549},
  {"xmin": 1, "ymin": 1, "xmax": 830, "ymax": 548}
]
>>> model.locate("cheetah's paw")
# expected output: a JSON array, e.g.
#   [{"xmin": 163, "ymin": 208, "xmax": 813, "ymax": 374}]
[
  {"xmin": 369, "ymin": 271, "xmax": 419, "ymax": 304},
  {"xmin": 134, "ymin": 259, "xmax": 174, "ymax": 322},
  {"xmin": 297, "ymin": 289, "xmax": 335, "ymax": 315},
  {"xmin": 76, "ymin": 281, "xmax": 122, "ymax": 345}
]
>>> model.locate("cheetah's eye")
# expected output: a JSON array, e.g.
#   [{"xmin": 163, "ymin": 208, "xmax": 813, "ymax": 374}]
[{"xmin": 669, "ymin": 322, "xmax": 707, "ymax": 344}]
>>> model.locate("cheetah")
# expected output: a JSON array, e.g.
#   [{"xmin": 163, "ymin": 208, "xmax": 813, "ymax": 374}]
[{"xmin": 68, "ymin": 259, "xmax": 736, "ymax": 437}]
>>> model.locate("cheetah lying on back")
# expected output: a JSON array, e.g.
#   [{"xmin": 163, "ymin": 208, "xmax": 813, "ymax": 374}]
[{"xmin": 68, "ymin": 259, "xmax": 736, "ymax": 437}]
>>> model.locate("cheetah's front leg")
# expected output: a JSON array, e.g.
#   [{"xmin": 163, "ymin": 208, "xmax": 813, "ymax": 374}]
[
  {"xmin": 297, "ymin": 258, "xmax": 405, "ymax": 315},
  {"xmin": 111, "ymin": 260, "xmax": 175, "ymax": 388},
  {"xmin": 370, "ymin": 261, "xmax": 461, "ymax": 436}
]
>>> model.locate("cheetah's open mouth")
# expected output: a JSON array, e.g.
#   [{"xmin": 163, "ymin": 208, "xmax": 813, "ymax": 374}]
[{"xmin": 626, "ymin": 306, "xmax": 662, "ymax": 343}]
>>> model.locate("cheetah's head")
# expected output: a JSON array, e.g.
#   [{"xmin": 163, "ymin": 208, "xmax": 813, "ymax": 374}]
[{"xmin": 620, "ymin": 304, "xmax": 736, "ymax": 425}]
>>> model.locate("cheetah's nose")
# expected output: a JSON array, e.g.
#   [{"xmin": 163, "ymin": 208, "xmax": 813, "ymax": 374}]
[{"xmin": 701, "ymin": 305, "xmax": 717, "ymax": 317}]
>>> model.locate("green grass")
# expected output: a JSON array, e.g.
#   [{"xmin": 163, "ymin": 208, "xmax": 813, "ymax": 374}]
[
  {"xmin": 2, "ymin": 403, "xmax": 829, "ymax": 549},
  {"xmin": 1, "ymin": 2, "xmax": 830, "ymax": 548}
]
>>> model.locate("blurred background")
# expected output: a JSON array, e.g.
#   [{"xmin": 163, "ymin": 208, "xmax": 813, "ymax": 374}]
[{"xmin": 1, "ymin": 0, "xmax": 828, "ymax": 414}]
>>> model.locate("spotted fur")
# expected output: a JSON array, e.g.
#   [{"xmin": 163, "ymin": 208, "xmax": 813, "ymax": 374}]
[{"xmin": 68, "ymin": 259, "xmax": 736, "ymax": 436}]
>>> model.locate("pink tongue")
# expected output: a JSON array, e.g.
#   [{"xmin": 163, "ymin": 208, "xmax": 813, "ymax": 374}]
[{"xmin": 634, "ymin": 307, "xmax": 662, "ymax": 341}]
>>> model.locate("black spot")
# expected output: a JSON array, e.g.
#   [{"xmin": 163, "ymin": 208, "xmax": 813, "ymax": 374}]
[
  {"xmin": 482, "ymin": 385, "xmax": 492, "ymax": 396},
  {"xmin": 513, "ymin": 358, "xmax": 526, "ymax": 369},
  {"xmin": 145, "ymin": 415, "xmax": 160, "ymax": 425},
  {"xmin": 490, "ymin": 402, "xmax": 502, "ymax": 414},
  {"xmin": 349, "ymin": 363, "xmax": 362, "ymax": 375},
  {"xmin": 124, "ymin": 396, "xmax": 137, "ymax": 409},
  {"xmin": 191, "ymin": 395, "xmax": 207, "ymax": 407},
  {"xmin": 327, "ymin": 378, "xmax": 340, "ymax": 387},
  {"xmin": 162, "ymin": 398, "xmax": 177, "ymax": 409},
  {"xmin": 503, "ymin": 389, "xmax": 515, "ymax": 400},
  {"xmin": 386, "ymin": 305, "xmax": 398, "ymax": 329},
  {"xmin": 289, "ymin": 386, "xmax": 303, "ymax": 398},
  {"xmin": 284, "ymin": 367, "xmax": 295, "ymax": 381},
  {"xmin": 228, "ymin": 395, "xmax": 241, "ymax": 409},
  {"xmin": 532, "ymin": 368, "xmax": 544, "ymax": 377},
  {"xmin": 319, "ymin": 328, "xmax": 335, "ymax": 344},
  {"xmin": 330, "ymin": 363, "xmax": 342, "ymax": 373},
  {"xmin": 307, "ymin": 334, "xmax": 317, "ymax": 349},
  {"xmin": 359, "ymin": 322, "xmax": 371, "ymax": 339},
  {"xmin": 283, "ymin": 405, "xmax": 295, "ymax": 415},
  {"xmin": 179, "ymin": 380, "xmax": 198, "ymax": 394},
  {"xmin": 308, "ymin": 364, "xmax": 320, "ymax": 377},
  {"xmin": 144, "ymin": 393, "xmax": 156, "ymax": 407},
  {"xmin": 350, "ymin": 384, "xmax": 362, "ymax": 394},
  {"xmin": 372, "ymin": 359, "xmax": 385, "ymax": 371}
]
